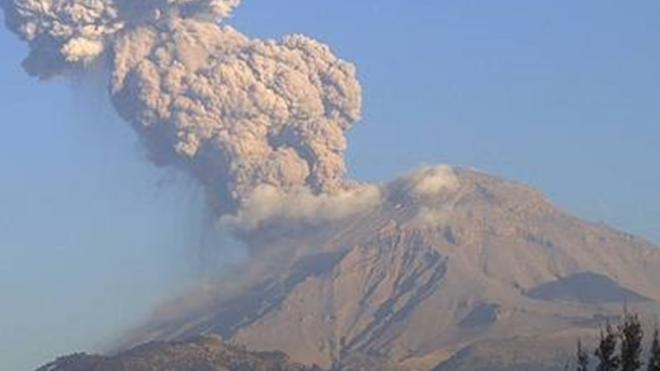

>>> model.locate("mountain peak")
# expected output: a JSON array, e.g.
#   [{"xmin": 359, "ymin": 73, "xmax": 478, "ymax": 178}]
[{"xmin": 130, "ymin": 167, "xmax": 660, "ymax": 370}]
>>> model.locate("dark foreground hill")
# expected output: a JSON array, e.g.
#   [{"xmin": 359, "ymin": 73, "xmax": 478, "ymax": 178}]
[{"xmin": 36, "ymin": 336, "xmax": 316, "ymax": 371}]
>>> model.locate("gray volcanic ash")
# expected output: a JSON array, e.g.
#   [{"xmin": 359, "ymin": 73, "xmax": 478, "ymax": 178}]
[{"xmin": 2, "ymin": 0, "xmax": 362, "ymax": 216}]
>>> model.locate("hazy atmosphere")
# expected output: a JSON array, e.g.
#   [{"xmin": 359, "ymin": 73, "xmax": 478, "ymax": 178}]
[{"xmin": 1, "ymin": 1, "xmax": 659, "ymax": 370}]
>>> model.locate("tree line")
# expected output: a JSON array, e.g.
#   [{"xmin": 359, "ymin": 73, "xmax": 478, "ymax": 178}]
[{"xmin": 573, "ymin": 311, "xmax": 660, "ymax": 371}]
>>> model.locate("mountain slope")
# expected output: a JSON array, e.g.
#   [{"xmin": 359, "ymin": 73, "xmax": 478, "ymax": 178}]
[{"xmin": 132, "ymin": 167, "xmax": 660, "ymax": 370}]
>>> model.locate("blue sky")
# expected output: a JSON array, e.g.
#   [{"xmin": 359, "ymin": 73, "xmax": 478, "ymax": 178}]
[{"xmin": 1, "ymin": 1, "xmax": 659, "ymax": 369}]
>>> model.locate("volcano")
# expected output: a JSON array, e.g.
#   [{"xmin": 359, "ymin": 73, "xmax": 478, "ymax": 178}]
[
  {"xmin": 4, "ymin": 2, "xmax": 657, "ymax": 369},
  {"xmin": 119, "ymin": 167, "xmax": 660, "ymax": 370}
]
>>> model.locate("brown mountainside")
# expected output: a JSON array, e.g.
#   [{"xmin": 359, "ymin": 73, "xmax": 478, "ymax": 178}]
[{"xmin": 85, "ymin": 168, "xmax": 660, "ymax": 370}]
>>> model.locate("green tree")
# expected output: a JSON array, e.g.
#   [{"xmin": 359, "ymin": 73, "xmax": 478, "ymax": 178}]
[
  {"xmin": 648, "ymin": 326, "xmax": 660, "ymax": 371},
  {"xmin": 595, "ymin": 321, "xmax": 620, "ymax": 371},
  {"xmin": 577, "ymin": 339, "xmax": 590, "ymax": 371},
  {"xmin": 620, "ymin": 311, "xmax": 644, "ymax": 371}
]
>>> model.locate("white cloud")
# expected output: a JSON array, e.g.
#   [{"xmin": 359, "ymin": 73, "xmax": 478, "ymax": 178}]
[
  {"xmin": 222, "ymin": 184, "xmax": 383, "ymax": 230},
  {"xmin": 407, "ymin": 165, "xmax": 460, "ymax": 197}
]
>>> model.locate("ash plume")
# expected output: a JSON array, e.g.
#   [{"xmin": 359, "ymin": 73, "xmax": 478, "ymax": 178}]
[
  {"xmin": 2, "ymin": 0, "xmax": 240, "ymax": 77},
  {"xmin": 2, "ymin": 0, "xmax": 363, "ymax": 217}
]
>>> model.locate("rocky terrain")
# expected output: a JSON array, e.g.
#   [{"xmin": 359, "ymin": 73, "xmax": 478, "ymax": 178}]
[{"xmin": 121, "ymin": 167, "xmax": 660, "ymax": 370}]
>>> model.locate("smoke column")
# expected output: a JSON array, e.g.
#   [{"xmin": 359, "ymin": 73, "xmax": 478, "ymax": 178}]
[
  {"xmin": 1, "ymin": 0, "xmax": 364, "ymax": 218},
  {"xmin": 1, "ymin": 1, "xmax": 464, "ymax": 345}
]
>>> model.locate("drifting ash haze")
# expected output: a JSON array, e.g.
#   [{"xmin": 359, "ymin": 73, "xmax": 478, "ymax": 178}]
[{"xmin": 4, "ymin": 1, "xmax": 660, "ymax": 371}]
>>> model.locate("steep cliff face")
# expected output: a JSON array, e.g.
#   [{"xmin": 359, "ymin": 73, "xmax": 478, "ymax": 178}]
[{"xmin": 131, "ymin": 168, "xmax": 660, "ymax": 370}]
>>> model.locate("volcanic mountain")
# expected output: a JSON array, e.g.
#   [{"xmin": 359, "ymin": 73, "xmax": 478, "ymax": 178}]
[
  {"xmin": 4, "ymin": 1, "xmax": 657, "ymax": 370},
  {"xmin": 121, "ymin": 167, "xmax": 660, "ymax": 371}
]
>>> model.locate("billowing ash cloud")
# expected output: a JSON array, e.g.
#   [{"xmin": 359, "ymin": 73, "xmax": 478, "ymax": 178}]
[
  {"xmin": 2, "ymin": 0, "xmax": 362, "ymax": 216},
  {"xmin": 2, "ymin": 0, "xmax": 240, "ymax": 77},
  {"xmin": 110, "ymin": 20, "xmax": 362, "ymax": 214}
]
